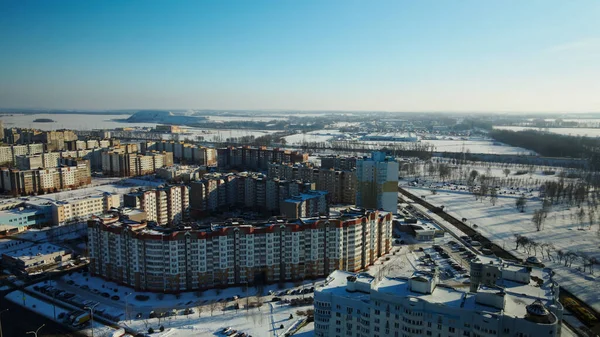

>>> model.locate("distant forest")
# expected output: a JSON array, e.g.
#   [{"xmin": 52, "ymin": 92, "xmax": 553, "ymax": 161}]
[{"xmin": 490, "ymin": 129, "xmax": 600, "ymax": 169}]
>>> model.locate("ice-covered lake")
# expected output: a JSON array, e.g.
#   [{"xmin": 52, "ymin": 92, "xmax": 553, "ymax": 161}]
[{"xmin": 0, "ymin": 113, "xmax": 157, "ymax": 130}]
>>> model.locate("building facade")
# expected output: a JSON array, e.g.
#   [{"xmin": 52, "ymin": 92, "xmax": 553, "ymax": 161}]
[
  {"xmin": 356, "ymin": 152, "xmax": 399, "ymax": 212},
  {"xmin": 217, "ymin": 146, "xmax": 308, "ymax": 170},
  {"xmin": 280, "ymin": 191, "xmax": 329, "ymax": 219},
  {"xmin": 189, "ymin": 172, "xmax": 319, "ymax": 216},
  {"xmin": 87, "ymin": 209, "xmax": 392, "ymax": 292},
  {"xmin": 101, "ymin": 151, "xmax": 174, "ymax": 177},
  {"xmin": 0, "ymin": 159, "xmax": 91, "ymax": 196},
  {"xmin": 140, "ymin": 140, "xmax": 216, "ymax": 166},
  {"xmin": 124, "ymin": 185, "xmax": 190, "ymax": 226},
  {"xmin": 51, "ymin": 193, "xmax": 121, "ymax": 225},
  {"xmin": 267, "ymin": 163, "xmax": 356, "ymax": 205}
]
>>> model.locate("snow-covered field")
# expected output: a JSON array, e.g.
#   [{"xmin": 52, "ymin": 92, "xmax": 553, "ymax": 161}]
[
  {"xmin": 283, "ymin": 130, "xmax": 534, "ymax": 155},
  {"xmin": 494, "ymin": 125, "xmax": 600, "ymax": 137},
  {"xmin": 402, "ymin": 184, "xmax": 600, "ymax": 313},
  {"xmin": 423, "ymin": 139, "xmax": 535, "ymax": 155}
]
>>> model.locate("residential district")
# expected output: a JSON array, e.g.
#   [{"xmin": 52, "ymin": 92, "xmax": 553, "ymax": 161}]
[{"xmin": 0, "ymin": 122, "xmax": 590, "ymax": 337}]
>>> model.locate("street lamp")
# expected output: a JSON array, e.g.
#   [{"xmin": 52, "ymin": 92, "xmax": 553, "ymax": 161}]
[
  {"xmin": 26, "ymin": 324, "xmax": 45, "ymax": 337},
  {"xmin": 84, "ymin": 303, "xmax": 99, "ymax": 337},
  {"xmin": 0, "ymin": 309, "xmax": 8, "ymax": 337},
  {"xmin": 125, "ymin": 292, "xmax": 132, "ymax": 323}
]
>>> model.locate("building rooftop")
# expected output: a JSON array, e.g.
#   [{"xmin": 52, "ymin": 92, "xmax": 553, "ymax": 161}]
[
  {"xmin": 2, "ymin": 243, "xmax": 67, "ymax": 261},
  {"xmin": 319, "ymin": 261, "xmax": 561, "ymax": 320}
]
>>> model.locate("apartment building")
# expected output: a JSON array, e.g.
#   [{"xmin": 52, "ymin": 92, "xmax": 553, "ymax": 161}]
[
  {"xmin": 155, "ymin": 165, "xmax": 206, "ymax": 182},
  {"xmin": 0, "ymin": 144, "xmax": 45, "ymax": 166},
  {"xmin": 0, "ymin": 159, "xmax": 92, "ymax": 196},
  {"xmin": 321, "ymin": 155, "xmax": 358, "ymax": 171},
  {"xmin": 140, "ymin": 140, "xmax": 217, "ymax": 166},
  {"xmin": 356, "ymin": 152, "xmax": 399, "ymax": 212},
  {"xmin": 268, "ymin": 163, "xmax": 356, "ymax": 205},
  {"xmin": 217, "ymin": 146, "xmax": 308, "ymax": 170},
  {"xmin": 51, "ymin": 193, "xmax": 121, "ymax": 225},
  {"xmin": 189, "ymin": 172, "xmax": 318, "ymax": 216},
  {"xmin": 124, "ymin": 185, "xmax": 190, "ymax": 226},
  {"xmin": 101, "ymin": 151, "xmax": 174, "ymax": 177},
  {"xmin": 87, "ymin": 208, "xmax": 392, "ymax": 292},
  {"xmin": 280, "ymin": 191, "xmax": 329, "ymax": 218},
  {"xmin": 4, "ymin": 128, "xmax": 77, "ymax": 151},
  {"xmin": 314, "ymin": 260, "xmax": 563, "ymax": 337}
]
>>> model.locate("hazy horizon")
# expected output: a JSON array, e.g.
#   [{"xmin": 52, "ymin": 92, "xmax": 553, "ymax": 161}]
[{"xmin": 1, "ymin": 1, "xmax": 599, "ymax": 113}]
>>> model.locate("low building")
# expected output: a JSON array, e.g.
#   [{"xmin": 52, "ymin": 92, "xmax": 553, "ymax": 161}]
[
  {"xmin": 0, "ymin": 207, "xmax": 51, "ymax": 235},
  {"xmin": 51, "ymin": 192, "xmax": 121, "ymax": 225},
  {"xmin": 314, "ymin": 261, "xmax": 563, "ymax": 337},
  {"xmin": 2, "ymin": 243, "xmax": 71, "ymax": 273}
]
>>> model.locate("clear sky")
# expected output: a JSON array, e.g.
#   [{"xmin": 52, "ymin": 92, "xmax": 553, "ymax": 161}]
[{"xmin": 1, "ymin": 0, "xmax": 599, "ymax": 112}]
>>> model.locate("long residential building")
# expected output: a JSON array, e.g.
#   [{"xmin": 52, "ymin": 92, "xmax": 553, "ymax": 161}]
[
  {"xmin": 314, "ymin": 258, "xmax": 563, "ymax": 337},
  {"xmin": 140, "ymin": 140, "xmax": 217, "ymax": 166},
  {"xmin": 0, "ymin": 159, "xmax": 91, "ymax": 196},
  {"xmin": 51, "ymin": 192, "xmax": 121, "ymax": 225},
  {"xmin": 217, "ymin": 146, "xmax": 308, "ymax": 170},
  {"xmin": 268, "ymin": 163, "xmax": 356, "ymax": 205},
  {"xmin": 124, "ymin": 185, "xmax": 190, "ymax": 226},
  {"xmin": 0, "ymin": 144, "xmax": 45, "ymax": 166},
  {"xmin": 189, "ymin": 172, "xmax": 323, "ymax": 216},
  {"xmin": 87, "ymin": 208, "xmax": 392, "ymax": 292},
  {"xmin": 101, "ymin": 151, "xmax": 174, "ymax": 177}
]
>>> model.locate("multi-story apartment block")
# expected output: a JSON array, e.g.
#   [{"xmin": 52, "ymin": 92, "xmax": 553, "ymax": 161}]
[
  {"xmin": 87, "ymin": 208, "xmax": 392, "ymax": 292},
  {"xmin": 281, "ymin": 191, "xmax": 329, "ymax": 218},
  {"xmin": 124, "ymin": 185, "xmax": 190, "ymax": 226},
  {"xmin": 4, "ymin": 128, "xmax": 77, "ymax": 150},
  {"xmin": 189, "ymin": 172, "xmax": 318, "ymax": 216},
  {"xmin": 321, "ymin": 155, "xmax": 358, "ymax": 171},
  {"xmin": 101, "ymin": 150, "xmax": 174, "ymax": 177},
  {"xmin": 268, "ymin": 163, "xmax": 356, "ymax": 205},
  {"xmin": 0, "ymin": 159, "xmax": 92, "ymax": 196},
  {"xmin": 139, "ymin": 140, "xmax": 217, "ymax": 166},
  {"xmin": 356, "ymin": 152, "xmax": 399, "ymax": 212},
  {"xmin": 217, "ymin": 146, "xmax": 308, "ymax": 170},
  {"xmin": 0, "ymin": 144, "xmax": 45, "ymax": 166},
  {"xmin": 314, "ymin": 259, "xmax": 563, "ymax": 337},
  {"xmin": 155, "ymin": 165, "xmax": 206, "ymax": 182},
  {"xmin": 51, "ymin": 192, "xmax": 121, "ymax": 225}
]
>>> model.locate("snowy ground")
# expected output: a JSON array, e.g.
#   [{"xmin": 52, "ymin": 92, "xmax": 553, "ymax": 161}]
[{"xmin": 402, "ymin": 184, "xmax": 600, "ymax": 314}]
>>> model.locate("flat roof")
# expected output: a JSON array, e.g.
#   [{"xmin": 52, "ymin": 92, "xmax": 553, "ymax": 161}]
[{"xmin": 2, "ymin": 243, "xmax": 67, "ymax": 261}]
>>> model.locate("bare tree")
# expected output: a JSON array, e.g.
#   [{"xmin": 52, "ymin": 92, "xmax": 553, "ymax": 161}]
[
  {"xmin": 516, "ymin": 195, "xmax": 527, "ymax": 212},
  {"xmin": 503, "ymin": 168, "xmax": 511, "ymax": 177},
  {"xmin": 197, "ymin": 306, "xmax": 203, "ymax": 318},
  {"xmin": 490, "ymin": 188, "xmax": 498, "ymax": 206},
  {"xmin": 210, "ymin": 301, "xmax": 219, "ymax": 316},
  {"xmin": 532, "ymin": 209, "xmax": 547, "ymax": 231},
  {"xmin": 544, "ymin": 243, "xmax": 554, "ymax": 261},
  {"xmin": 577, "ymin": 208, "xmax": 586, "ymax": 230},
  {"xmin": 557, "ymin": 250, "xmax": 565, "ymax": 264}
]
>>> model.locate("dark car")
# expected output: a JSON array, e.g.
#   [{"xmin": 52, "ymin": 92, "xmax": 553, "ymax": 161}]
[
  {"xmin": 111, "ymin": 295, "xmax": 120, "ymax": 301},
  {"xmin": 101, "ymin": 292, "xmax": 110, "ymax": 298}
]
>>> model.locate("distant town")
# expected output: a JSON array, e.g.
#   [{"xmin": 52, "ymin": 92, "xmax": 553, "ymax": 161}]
[{"xmin": 0, "ymin": 110, "xmax": 599, "ymax": 337}]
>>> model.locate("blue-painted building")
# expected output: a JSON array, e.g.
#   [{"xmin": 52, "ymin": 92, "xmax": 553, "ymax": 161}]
[{"xmin": 0, "ymin": 206, "xmax": 51, "ymax": 235}]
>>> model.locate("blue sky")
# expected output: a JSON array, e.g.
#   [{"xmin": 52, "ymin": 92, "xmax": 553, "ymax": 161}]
[{"xmin": 1, "ymin": 0, "xmax": 599, "ymax": 112}]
